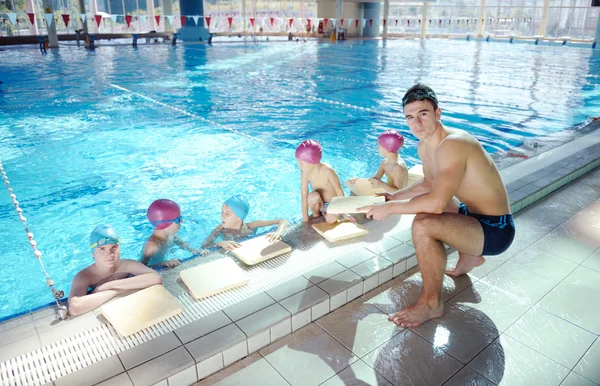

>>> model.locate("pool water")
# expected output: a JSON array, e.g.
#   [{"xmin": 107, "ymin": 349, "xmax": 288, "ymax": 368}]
[{"xmin": 0, "ymin": 39, "xmax": 598, "ymax": 319}]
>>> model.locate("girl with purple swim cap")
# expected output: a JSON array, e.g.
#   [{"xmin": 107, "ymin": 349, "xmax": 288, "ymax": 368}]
[
  {"xmin": 346, "ymin": 130, "xmax": 409, "ymax": 194},
  {"xmin": 202, "ymin": 195, "xmax": 288, "ymax": 251},
  {"xmin": 141, "ymin": 199, "xmax": 207, "ymax": 268},
  {"xmin": 295, "ymin": 140, "xmax": 355, "ymax": 225}
]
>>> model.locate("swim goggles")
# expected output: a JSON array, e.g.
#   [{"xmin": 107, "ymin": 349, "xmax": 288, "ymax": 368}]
[
  {"xmin": 150, "ymin": 216, "xmax": 182, "ymax": 227},
  {"xmin": 402, "ymin": 89, "xmax": 439, "ymax": 107},
  {"xmin": 89, "ymin": 236, "xmax": 120, "ymax": 250}
]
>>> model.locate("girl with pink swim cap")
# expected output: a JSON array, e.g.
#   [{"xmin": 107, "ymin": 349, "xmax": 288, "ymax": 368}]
[
  {"xmin": 141, "ymin": 199, "xmax": 207, "ymax": 268},
  {"xmin": 347, "ymin": 130, "xmax": 409, "ymax": 194},
  {"xmin": 295, "ymin": 140, "xmax": 355, "ymax": 224}
]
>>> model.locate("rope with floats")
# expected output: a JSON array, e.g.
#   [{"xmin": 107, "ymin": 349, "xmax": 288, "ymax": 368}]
[{"xmin": 0, "ymin": 162, "xmax": 68, "ymax": 320}]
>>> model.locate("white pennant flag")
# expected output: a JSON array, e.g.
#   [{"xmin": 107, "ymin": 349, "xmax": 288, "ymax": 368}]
[
  {"xmin": 330, "ymin": 18, "xmax": 336, "ymax": 27},
  {"xmin": 6, "ymin": 12, "xmax": 16, "ymax": 25},
  {"xmin": 81, "ymin": 14, "xmax": 86, "ymax": 23},
  {"xmin": 347, "ymin": 18, "xmax": 352, "ymax": 27},
  {"xmin": 166, "ymin": 15, "xmax": 173, "ymax": 25},
  {"xmin": 362, "ymin": 18, "xmax": 367, "ymax": 27},
  {"xmin": 139, "ymin": 15, "xmax": 147, "ymax": 25},
  {"xmin": 190, "ymin": 15, "xmax": 198, "ymax": 25},
  {"xmin": 44, "ymin": 13, "xmax": 54, "ymax": 27},
  {"xmin": 110, "ymin": 14, "xmax": 118, "ymax": 24}
]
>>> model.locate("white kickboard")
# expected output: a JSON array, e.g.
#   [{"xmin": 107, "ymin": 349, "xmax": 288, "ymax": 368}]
[
  {"xmin": 180, "ymin": 257, "xmax": 249, "ymax": 300},
  {"xmin": 312, "ymin": 221, "xmax": 369, "ymax": 242},
  {"xmin": 232, "ymin": 235, "xmax": 292, "ymax": 265},
  {"xmin": 344, "ymin": 178, "xmax": 386, "ymax": 196},
  {"xmin": 326, "ymin": 196, "xmax": 386, "ymax": 214},
  {"xmin": 408, "ymin": 164, "xmax": 424, "ymax": 186},
  {"xmin": 100, "ymin": 285, "xmax": 183, "ymax": 337}
]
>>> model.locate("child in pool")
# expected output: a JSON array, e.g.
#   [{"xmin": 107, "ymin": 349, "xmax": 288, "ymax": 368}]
[
  {"xmin": 347, "ymin": 130, "xmax": 409, "ymax": 192},
  {"xmin": 202, "ymin": 195, "xmax": 288, "ymax": 251},
  {"xmin": 141, "ymin": 199, "xmax": 207, "ymax": 268},
  {"xmin": 296, "ymin": 140, "xmax": 354, "ymax": 224}
]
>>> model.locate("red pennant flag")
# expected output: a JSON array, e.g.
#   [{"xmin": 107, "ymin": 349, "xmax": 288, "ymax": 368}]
[
  {"xmin": 27, "ymin": 12, "xmax": 35, "ymax": 25},
  {"xmin": 395, "ymin": 19, "xmax": 398, "ymax": 26},
  {"xmin": 61, "ymin": 14, "xmax": 70, "ymax": 27},
  {"xmin": 155, "ymin": 15, "xmax": 160, "ymax": 25},
  {"xmin": 369, "ymin": 19, "xmax": 372, "ymax": 27},
  {"xmin": 439, "ymin": 19, "xmax": 442, "ymax": 25},
  {"xmin": 407, "ymin": 20, "xmax": 410, "ymax": 26},
  {"xmin": 180, "ymin": 15, "xmax": 186, "ymax": 26},
  {"xmin": 269, "ymin": 17, "xmax": 274, "ymax": 26},
  {"xmin": 383, "ymin": 19, "xmax": 387, "ymax": 27},
  {"xmin": 125, "ymin": 15, "xmax": 132, "ymax": 27},
  {"xmin": 307, "ymin": 18, "xmax": 311, "ymax": 29},
  {"xmin": 249, "ymin": 17, "xmax": 254, "ymax": 27},
  {"xmin": 205, "ymin": 16, "xmax": 211, "ymax": 27},
  {"xmin": 227, "ymin": 17, "xmax": 232, "ymax": 27},
  {"xmin": 355, "ymin": 19, "xmax": 359, "ymax": 28},
  {"xmin": 340, "ymin": 18, "xmax": 344, "ymax": 26},
  {"xmin": 288, "ymin": 18, "xmax": 293, "ymax": 27},
  {"xmin": 95, "ymin": 14, "xmax": 102, "ymax": 27},
  {"xmin": 324, "ymin": 18, "xmax": 328, "ymax": 28},
  {"xmin": 466, "ymin": 19, "xmax": 469, "ymax": 24}
]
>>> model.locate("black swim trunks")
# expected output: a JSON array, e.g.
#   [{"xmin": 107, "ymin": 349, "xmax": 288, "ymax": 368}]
[{"xmin": 458, "ymin": 203, "xmax": 515, "ymax": 256}]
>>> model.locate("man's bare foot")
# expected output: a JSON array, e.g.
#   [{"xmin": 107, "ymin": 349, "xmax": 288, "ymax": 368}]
[
  {"xmin": 445, "ymin": 253, "xmax": 485, "ymax": 277},
  {"xmin": 388, "ymin": 300, "xmax": 444, "ymax": 327}
]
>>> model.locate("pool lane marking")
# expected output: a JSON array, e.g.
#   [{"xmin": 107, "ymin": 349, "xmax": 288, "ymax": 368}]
[{"xmin": 109, "ymin": 83, "xmax": 280, "ymax": 149}]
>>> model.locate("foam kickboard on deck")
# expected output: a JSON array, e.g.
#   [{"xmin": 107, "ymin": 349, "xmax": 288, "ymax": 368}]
[
  {"xmin": 325, "ymin": 196, "xmax": 386, "ymax": 214},
  {"xmin": 408, "ymin": 164, "xmax": 424, "ymax": 186},
  {"xmin": 100, "ymin": 285, "xmax": 183, "ymax": 337},
  {"xmin": 232, "ymin": 235, "xmax": 292, "ymax": 266},
  {"xmin": 312, "ymin": 221, "xmax": 369, "ymax": 242},
  {"xmin": 344, "ymin": 178, "xmax": 386, "ymax": 196},
  {"xmin": 180, "ymin": 257, "xmax": 249, "ymax": 300}
]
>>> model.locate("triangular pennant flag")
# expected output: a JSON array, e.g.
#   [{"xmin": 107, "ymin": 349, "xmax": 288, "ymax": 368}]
[
  {"xmin": 80, "ymin": 14, "xmax": 86, "ymax": 23},
  {"xmin": 354, "ymin": 19, "xmax": 359, "ymax": 28},
  {"xmin": 369, "ymin": 19, "xmax": 373, "ymax": 27},
  {"xmin": 323, "ymin": 18, "xmax": 328, "ymax": 28},
  {"xmin": 94, "ymin": 14, "xmax": 102, "ymax": 27},
  {"xmin": 110, "ymin": 14, "xmax": 117, "ymax": 24},
  {"xmin": 249, "ymin": 17, "xmax": 254, "ymax": 27},
  {"xmin": 61, "ymin": 14, "xmax": 70, "ymax": 27},
  {"xmin": 307, "ymin": 18, "xmax": 311, "ymax": 29},
  {"xmin": 227, "ymin": 16, "xmax": 232, "ymax": 27},
  {"xmin": 331, "ymin": 18, "xmax": 336, "ymax": 27},
  {"xmin": 194, "ymin": 16, "xmax": 201, "ymax": 26},
  {"xmin": 288, "ymin": 18, "xmax": 293, "ymax": 27},
  {"xmin": 362, "ymin": 19, "xmax": 366, "ymax": 28},
  {"xmin": 269, "ymin": 17, "xmax": 274, "ymax": 26},
  {"xmin": 383, "ymin": 19, "xmax": 387, "ymax": 27},
  {"xmin": 27, "ymin": 12, "xmax": 35, "ymax": 25},
  {"xmin": 154, "ymin": 15, "xmax": 160, "ymax": 25},
  {"xmin": 347, "ymin": 18, "xmax": 352, "ymax": 27},
  {"xmin": 6, "ymin": 13, "xmax": 16, "ymax": 25},
  {"xmin": 395, "ymin": 18, "xmax": 398, "ymax": 26},
  {"xmin": 166, "ymin": 15, "xmax": 173, "ymax": 25},
  {"xmin": 340, "ymin": 18, "xmax": 344, "ymax": 26},
  {"xmin": 124, "ymin": 14, "xmax": 132, "ymax": 27},
  {"xmin": 180, "ymin": 15, "xmax": 186, "ymax": 26},
  {"xmin": 44, "ymin": 13, "xmax": 54, "ymax": 27}
]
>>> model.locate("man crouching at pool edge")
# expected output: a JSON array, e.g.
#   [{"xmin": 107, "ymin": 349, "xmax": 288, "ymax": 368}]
[
  {"xmin": 68, "ymin": 225, "xmax": 162, "ymax": 316},
  {"xmin": 359, "ymin": 83, "xmax": 515, "ymax": 327}
]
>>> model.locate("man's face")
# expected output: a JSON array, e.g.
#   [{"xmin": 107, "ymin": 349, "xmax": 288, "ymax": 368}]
[
  {"xmin": 93, "ymin": 243, "xmax": 120, "ymax": 268},
  {"xmin": 403, "ymin": 99, "xmax": 441, "ymax": 140}
]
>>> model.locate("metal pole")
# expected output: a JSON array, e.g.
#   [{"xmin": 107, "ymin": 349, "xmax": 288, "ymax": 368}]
[
  {"xmin": 477, "ymin": 0, "xmax": 486, "ymax": 36},
  {"xmin": 382, "ymin": 0, "xmax": 389, "ymax": 38},
  {"xmin": 538, "ymin": 0, "xmax": 550, "ymax": 36},
  {"xmin": 421, "ymin": 1, "xmax": 428, "ymax": 38}
]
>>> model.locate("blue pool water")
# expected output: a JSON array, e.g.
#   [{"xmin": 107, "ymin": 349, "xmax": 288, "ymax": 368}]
[{"xmin": 0, "ymin": 39, "xmax": 599, "ymax": 319}]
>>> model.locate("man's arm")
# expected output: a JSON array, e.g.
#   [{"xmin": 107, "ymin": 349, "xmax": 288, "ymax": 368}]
[
  {"xmin": 68, "ymin": 272, "xmax": 120, "ymax": 316},
  {"xmin": 93, "ymin": 260, "xmax": 162, "ymax": 292}
]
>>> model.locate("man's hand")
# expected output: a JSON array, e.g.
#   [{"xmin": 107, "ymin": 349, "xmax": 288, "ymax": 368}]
[
  {"xmin": 217, "ymin": 240, "xmax": 242, "ymax": 250},
  {"xmin": 376, "ymin": 192, "xmax": 395, "ymax": 202},
  {"xmin": 358, "ymin": 202, "xmax": 394, "ymax": 221},
  {"xmin": 342, "ymin": 213, "xmax": 356, "ymax": 223}
]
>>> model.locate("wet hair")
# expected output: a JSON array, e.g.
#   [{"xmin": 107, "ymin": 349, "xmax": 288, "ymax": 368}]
[{"xmin": 402, "ymin": 83, "xmax": 439, "ymax": 110}]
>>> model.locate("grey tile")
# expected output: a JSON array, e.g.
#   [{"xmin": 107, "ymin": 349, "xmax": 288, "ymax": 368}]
[
  {"xmin": 38, "ymin": 312, "xmax": 104, "ymax": 345},
  {"xmin": 119, "ymin": 332, "xmax": 182, "ymax": 370},
  {"xmin": 317, "ymin": 270, "xmax": 363, "ymax": 296},
  {"xmin": 411, "ymin": 304, "xmax": 499, "ymax": 364},
  {"xmin": 279, "ymin": 286, "xmax": 329, "ymax": 314},
  {"xmin": 0, "ymin": 316, "xmax": 37, "ymax": 348},
  {"xmin": 518, "ymin": 174, "xmax": 539, "ymax": 185},
  {"xmin": 480, "ymin": 262, "xmax": 556, "ymax": 304},
  {"xmin": 128, "ymin": 346, "xmax": 195, "ymax": 386},
  {"xmin": 469, "ymin": 335, "xmax": 570, "ymax": 386},
  {"xmin": 575, "ymin": 338, "xmax": 600, "ymax": 384},
  {"xmin": 539, "ymin": 283, "xmax": 600, "ymax": 336},
  {"xmin": 561, "ymin": 372, "xmax": 599, "ymax": 386},
  {"xmin": 350, "ymin": 255, "xmax": 393, "ymax": 279},
  {"xmin": 0, "ymin": 313, "xmax": 33, "ymax": 332},
  {"xmin": 506, "ymin": 179, "xmax": 529, "ymax": 192},
  {"xmin": 0, "ymin": 334, "xmax": 42, "ymax": 363},
  {"xmin": 222, "ymin": 292, "xmax": 275, "ymax": 322},
  {"xmin": 517, "ymin": 184, "xmax": 541, "ymax": 195},
  {"xmin": 174, "ymin": 311, "xmax": 232, "ymax": 345},
  {"xmin": 320, "ymin": 359, "xmax": 393, "ymax": 386},
  {"xmin": 534, "ymin": 230, "xmax": 598, "ymax": 264},
  {"xmin": 364, "ymin": 237, "xmax": 404, "ymax": 255},
  {"xmin": 362, "ymin": 329, "xmax": 462, "ymax": 386},
  {"xmin": 390, "ymin": 227, "xmax": 413, "ymax": 243},
  {"xmin": 95, "ymin": 373, "xmax": 134, "ymax": 386},
  {"xmin": 510, "ymin": 189, "xmax": 529, "ymax": 203},
  {"xmin": 443, "ymin": 366, "xmax": 496, "ymax": 386},
  {"xmin": 378, "ymin": 243, "xmax": 416, "ymax": 265},
  {"xmin": 185, "ymin": 324, "xmax": 246, "ymax": 363},
  {"xmin": 196, "ymin": 353, "xmax": 288, "ymax": 386},
  {"xmin": 303, "ymin": 261, "xmax": 347, "ymax": 284},
  {"xmin": 54, "ymin": 355, "xmax": 125, "ymax": 386},
  {"xmin": 265, "ymin": 275, "xmax": 313, "ymax": 301},
  {"xmin": 336, "ymin": 248, "xmax": 376, "ymax": 269},
  {"xmin": 235, "ymin": 303, "xmax": 290, "ymax": 337}
]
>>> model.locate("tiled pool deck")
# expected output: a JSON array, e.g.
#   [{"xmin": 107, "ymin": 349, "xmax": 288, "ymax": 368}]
[{"xmin": 1, "ymin": 123, "xmax": 599, "ymax": 386}]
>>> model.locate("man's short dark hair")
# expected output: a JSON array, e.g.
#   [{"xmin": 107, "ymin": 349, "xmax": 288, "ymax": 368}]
[{"xmin": 402, "ymin": 84, "xmax": 439, "ymax": 110}]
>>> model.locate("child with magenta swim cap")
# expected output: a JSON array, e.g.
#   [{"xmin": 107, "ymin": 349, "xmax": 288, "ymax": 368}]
[
  {"xmin": 296, "ymin": 140, "xmax": 354, "ymax": 224},
  {"xmin": 348, "ymin": 130, "xmax": 408, "ymax": 192},
  {"xmin": 68, "ymin": 225, "xmax": 162, "ymax": 316},
  {"xmin": 202, "ymin": 195, "xmax": 288, "ymax": 251},
  {"xmin": 141, "ymin": 199, "xmax": 207, "ymax": 268}
]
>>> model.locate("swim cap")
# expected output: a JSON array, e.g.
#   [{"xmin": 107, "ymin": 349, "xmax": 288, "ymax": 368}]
[
  {"xmin": 90, "ymin": 225, "xmax": 120, "ymax": 250},
  {"xmin": 295, "ymin": 140, "xmax": 322, "ymax": 164},
  {"xmin": 225, "ymin": 195, "xmax": 250, "ymax": 221},
  {"xmin": 378, "ymin": 130, "xmax": 404, "ymax": 153},
  {"xmin": 147, "ymin": 199, "xmax": 182, "ymax": 230}
]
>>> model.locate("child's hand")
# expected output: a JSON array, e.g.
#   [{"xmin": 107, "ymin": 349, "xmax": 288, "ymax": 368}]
[
  {"xmin": 342, "ymin": 214, "xmax": 356, "ymax": 223},
  {"xmin": 347, "ymin": 178, "xmax": 358, "ymax": 185},
  {"xmin": 217, "ymin": 241, "xmax": 241, "ymax": 250},
  {"xmin": 267, "ymin": 231, "xmax": 282, "ymax": 242},
  {"xmin": 161, "ymin": 259, "xmax": 181, "ymax": 268}
]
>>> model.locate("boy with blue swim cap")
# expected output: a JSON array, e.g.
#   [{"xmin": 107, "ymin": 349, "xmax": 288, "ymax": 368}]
[
  {"xmin": 68, "ymin": 225, "xmax": 162, "ymax": 316},
  {"xmin": 202, "ymin": 195, "xmax": 288, "ymax": 251}
]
